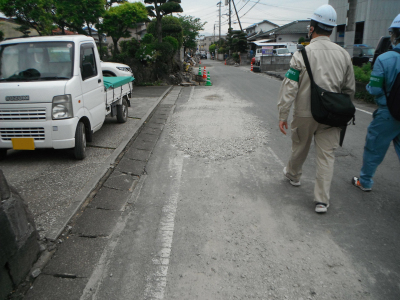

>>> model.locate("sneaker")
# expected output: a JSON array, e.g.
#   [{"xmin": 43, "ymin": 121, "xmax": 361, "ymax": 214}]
[
  {"xmin": 351, "ymin": 177, "xmax": 372, "ymax": 192},
  {"xmin": 283, "ymin": 167, "xmax": 301, "ymax": 186},
  {"xmin": 315, "ymin": 202, "xmax": 329, "ymax": 213}
]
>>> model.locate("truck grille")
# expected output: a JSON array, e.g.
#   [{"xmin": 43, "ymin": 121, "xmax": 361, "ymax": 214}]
[
  {"xmin": 0, "ymin": 128, "xmax": 45, "ymax": 141},
  {"xmin": 0, "ymin": 109, "xmax": 46, "ymax": 121}
]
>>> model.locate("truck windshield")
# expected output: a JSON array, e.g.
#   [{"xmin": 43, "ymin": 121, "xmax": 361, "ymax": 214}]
[
  {"xmin": 0, "ymin": 42, "xmax": 74, "ymax": 82},
  {"xmin": 277, "ymin": 49, "xmax": 289, "ymax": 54}
]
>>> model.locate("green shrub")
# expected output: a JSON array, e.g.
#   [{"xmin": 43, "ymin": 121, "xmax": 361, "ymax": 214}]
[
  {"xmin": 232, "ymin": 53, "xmax": 239, "ymax": 63},
  {"xmin": 135, "ymin": 43, "xmax": 157, "ymax": 63},
  {"xmin": 142, "ymin": 33, "xmax": 155, "ymax": 44},
  {"xmin": 163, "ymin": 36, "xmax": 179, "ymax": 51},
  {"xmin": 119, "ymin": 39, "xmax": 140, "ymax": 59},
  {"xmin": 354, "ymin": 63, "xmax": 372, "ymax": 83}
]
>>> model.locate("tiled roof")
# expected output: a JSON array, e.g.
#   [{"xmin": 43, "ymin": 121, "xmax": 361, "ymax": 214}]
[
  {"xmin": 249, "ymin": 20, "xmax": 309, "ymax": 40},
  {"xmin": 244, "ymin": 19, "xmax": 279, "ymax": 31}
]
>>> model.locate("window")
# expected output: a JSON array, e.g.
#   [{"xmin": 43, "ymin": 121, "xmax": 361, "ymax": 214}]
[
  {"xmin": 81, "ymin": 45, "xmax": 97, "ymax": 80},
  {"xmin": 0, "ymin": 42, "xmax": 74, "ymax": 81}
]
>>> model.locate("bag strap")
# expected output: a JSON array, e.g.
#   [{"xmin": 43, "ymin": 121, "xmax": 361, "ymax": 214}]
[
  {"xmin": 300, "ymin": 47, "xmax": 315, "ymax": 86},
  {"xmin": 390, "ymin": 48, "xmax": 400, "ymax": 55},
  {"xmin": 382, "ymin": 49, "xmax": 400, "ymax": 97}
]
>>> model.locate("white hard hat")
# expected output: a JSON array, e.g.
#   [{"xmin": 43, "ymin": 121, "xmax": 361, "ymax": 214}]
[
  {"xmin": 388, "ymin": 14, "xmax": 400, "ymax": 30},
  {"xmin": 309, "ymin": 4, "xmax": 337, "ymax": 27}
]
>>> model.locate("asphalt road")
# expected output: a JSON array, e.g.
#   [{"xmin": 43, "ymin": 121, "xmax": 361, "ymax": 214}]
[
  {"xmin": 0, "ymin": 86, "xmax": 171, "ymax": 240},
  {"xmin": 19, "ymin": 59, "xmax": 400, "ymax": 299}
]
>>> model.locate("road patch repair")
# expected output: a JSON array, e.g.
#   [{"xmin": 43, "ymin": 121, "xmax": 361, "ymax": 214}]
[{"xmin": 1, "ymin": 86, "xmax": 185, "ymax": 299}]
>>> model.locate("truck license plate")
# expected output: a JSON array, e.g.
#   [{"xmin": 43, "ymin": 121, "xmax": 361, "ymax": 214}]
[{"xmin": 11, "ymin": 138, "xmax": 35, "ymax": 150}]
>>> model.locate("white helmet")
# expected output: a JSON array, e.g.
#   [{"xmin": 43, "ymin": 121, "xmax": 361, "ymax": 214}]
[
  {"xmin": 388, "ymin": 14, "xmax": 400, "ymax": 30},
  {"xmin": 309, "ymin": 4, "xmax": 337, "ymax": 27}
]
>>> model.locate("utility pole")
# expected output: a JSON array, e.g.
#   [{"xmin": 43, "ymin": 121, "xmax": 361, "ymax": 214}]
[
  {"xmin": 217, "ymin": 2, "xmax": 221, "ymax": 43},
  {"xmin": 229, "ymin": 0, "xmax": 232, "ymax": 30},
  {"xmin": 214, "ymin": 24, "xmax": 216, "ymax": 44},
  {"xmin": 344, "ymin": 0, "xmax": 357, "ymax": 57},
  {"xmin": 232, "ymin": 0, "xmax": 242, "ymax": 31}
]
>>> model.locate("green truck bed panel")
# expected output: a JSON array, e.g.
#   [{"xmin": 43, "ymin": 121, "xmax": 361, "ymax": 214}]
[{"xmin": 103, "ymin": 76, "xmax": 135, "ymax": 89}]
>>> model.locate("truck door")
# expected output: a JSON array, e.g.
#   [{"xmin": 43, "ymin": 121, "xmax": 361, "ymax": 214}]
[{"xmin": 80, "ymin": 43, "xmax": 104, "ymax": 129}]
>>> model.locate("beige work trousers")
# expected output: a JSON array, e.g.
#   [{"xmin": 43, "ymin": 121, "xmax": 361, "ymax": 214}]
[{"xmin": 285, "ymin": 117, "xmax": 340, "ymax": 205}]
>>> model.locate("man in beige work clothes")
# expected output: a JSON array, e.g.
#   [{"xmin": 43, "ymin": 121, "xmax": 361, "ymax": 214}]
[{"xmin": 277, "ymin": 4, "xmax": 355, "ymax": 213}]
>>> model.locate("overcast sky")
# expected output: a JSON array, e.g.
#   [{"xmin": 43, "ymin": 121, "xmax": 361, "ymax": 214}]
[
  {"xmin": 1, "ymin": 0, "xmax": 329, "ymax": 36},
  {"xmin": 138, "ymin": 0, "xmax": 328, "ymax": 36}
]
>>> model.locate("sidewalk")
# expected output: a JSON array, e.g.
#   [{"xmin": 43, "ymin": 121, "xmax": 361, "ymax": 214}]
[{"xmin": 17, "ymin": 86, "xmax": 185, "ymax": 300}]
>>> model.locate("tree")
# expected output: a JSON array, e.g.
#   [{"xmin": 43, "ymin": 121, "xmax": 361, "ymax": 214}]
[
  {"xmin": 0, "ymin": 0, "xmax": 54, "ymax": 35},
  {"xmin": 144, "ymin": 0, "xmax": 183, "ymax": 43},
  {"xmin": 226, "ymin": 28, "xmax": 247, "ymax": 55},
  {"xmin": 177, "ymin": 15, "xmax": 206, "ymax": 55},
  {"xmin": 55, "ymin": 0, "xmax": 106, "ymax": 36},
  {"xmin": 147, "ymin": 16, "xmax": 183, "ymax": 48},
  {"xmin": 99, "ymin": 2, "xmax": 148, "ymax": 55},
  {"xmin": 298, "ymin": 36, "xmax": 305, "ymax": 44}
]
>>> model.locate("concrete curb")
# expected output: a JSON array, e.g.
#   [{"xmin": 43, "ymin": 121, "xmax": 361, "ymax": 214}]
[{"xmin": 45, "ymin": 86, "xmax": 173, "ymax": 241}]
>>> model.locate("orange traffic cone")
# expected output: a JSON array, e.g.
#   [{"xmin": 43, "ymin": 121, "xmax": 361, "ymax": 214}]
[
  {"xmin": 200, "ymin": 59, "xmax": 202, "ymax": 64},
  {"xmin": 251, "ymin": 63, "xmax": 253, "ymax": 71},
  {"xmin": 203, "ymin": 66, "xmax": 207, "ymax": 79}
]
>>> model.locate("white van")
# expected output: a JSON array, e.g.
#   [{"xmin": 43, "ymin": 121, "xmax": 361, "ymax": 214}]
[{"xmin": 0, "ymin": 35, "xmax": 133, "ymax": 160}]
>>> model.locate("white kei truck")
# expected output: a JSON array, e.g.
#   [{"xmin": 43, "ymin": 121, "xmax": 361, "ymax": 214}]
[{"xmin": 0, "ymin": 35, "xmax": 134, "ymax": 160}]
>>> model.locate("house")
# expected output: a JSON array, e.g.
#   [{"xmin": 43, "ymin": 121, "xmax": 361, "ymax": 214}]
[
  {"xmin": 329, "ymin": 0, "xmax": 400, "ymax": 48},
  {"xmin": 249, "ymin": 20, "xmax": 309, "ymax": 44},
  {"xmin": 245, "ymin": 20, "xmax": 279, "ymax": 40},
  {"xmin": 83, "ymin": 26, "xmax": 106, "ymax": 44},
  {"xmin": 0, "ymin": 17, "xmax": 39, "ymax": 40}
]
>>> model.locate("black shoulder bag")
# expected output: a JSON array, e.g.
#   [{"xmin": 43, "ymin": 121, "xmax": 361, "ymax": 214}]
[
  {"xmin": 300, "ymin": 47, "xmax": 356, "ymax": 128},
  {"xmin": 299, "ymin": 47, "xmax": 355, "ymax": 146}
]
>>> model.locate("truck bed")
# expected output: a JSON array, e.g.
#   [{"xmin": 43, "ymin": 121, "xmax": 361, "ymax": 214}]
[{"xmin": 104, "ymin": 76, "xmax": 134, "ymax": 106}]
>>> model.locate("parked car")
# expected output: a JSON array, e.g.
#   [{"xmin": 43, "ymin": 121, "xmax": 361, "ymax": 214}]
[
  {"xmin": 0, "ymin": 35, "xmax": 134, "ymax": 160},
  {"xmin": 371, "ymin": 36, "xmax": 392, "ymax": 67},
  {"xmin": 200, "ymin": 53, "xmax": 207, "ymax": 59},
  {"xmin": 100, "ymin": 61, "xmax": 133, "ymax": 77},
  {"xmin": 352, "ymin": 46, "xmax": 375, "ymax": 66}
]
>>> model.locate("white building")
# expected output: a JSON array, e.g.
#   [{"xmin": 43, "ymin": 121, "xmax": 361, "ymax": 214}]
[
  {"xmin": 197, "ymin": 35, "xmax": 226, "ymax": 53},
  {"xmin": 245, "ymin": 20, "xmax": 279, "ymax": 40},
  {"xmin": 329, "ymin": 0, "xmax": 400, "ymax": 48}
]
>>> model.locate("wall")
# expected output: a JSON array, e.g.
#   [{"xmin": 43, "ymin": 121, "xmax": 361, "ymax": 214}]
[
  {"xmin": 276, "ymin": 34, "xmax": 305, "ymax": 44},
  {"xmin": 329, "ymin": 0, "xmax": 400, "ymax": 48},
  {"xmin": 0, "ymin": 18, "xmax": 39, "ymax": 39},
  {"xmin": 260, "ymin": 56, "xmax": 291, "ymax": 71}
]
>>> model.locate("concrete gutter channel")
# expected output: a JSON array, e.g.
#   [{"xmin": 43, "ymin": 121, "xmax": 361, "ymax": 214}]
[{"xmin": 6, "ymin": 86, "xmax": 186, "ymax": 299}]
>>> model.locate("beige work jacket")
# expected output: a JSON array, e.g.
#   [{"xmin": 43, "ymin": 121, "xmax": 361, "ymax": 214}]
[{"xmin": 277, "ymin": 36, "xmax": 355, "ymax": 122}]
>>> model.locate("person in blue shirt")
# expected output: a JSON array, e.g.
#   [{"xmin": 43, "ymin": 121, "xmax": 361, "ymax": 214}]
[{"xmin": 352, "ymin": 14, "xmax": 400, "ymax": 191}]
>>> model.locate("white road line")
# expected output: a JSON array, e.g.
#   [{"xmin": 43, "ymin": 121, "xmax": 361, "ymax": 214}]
[
  {"xmin": 356, "ymin": 107, "xmax": 373, "ymax": 115},
  {"xmin": 143, "ymin": 151, "xmax": 184, "ymax": 300},
  {"xmin": 267, "ymin": 146, "xmax": 285, "ymax": 167},
  {"xmin": 188, "ymin": 86, "xmax": 194, "ymax": 102},
  {"xmin": 80, "ymin": 175, "xmax": 148, "ymax": 300}
]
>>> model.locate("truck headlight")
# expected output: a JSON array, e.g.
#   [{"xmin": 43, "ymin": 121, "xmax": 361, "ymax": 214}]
[
  {"xmin": 52, "ymin": 95, "xmax": 73, "ymax": 119},
  {"xmin": 116, "ymin": 66, "xmax": 132, "ymax": 73}
]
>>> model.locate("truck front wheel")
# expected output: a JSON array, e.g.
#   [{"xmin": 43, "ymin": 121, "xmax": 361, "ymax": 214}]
[
  {"xmin": 116, "ymin": 98, "xmax": 128, "ymax": 123},
  {"xmin": 0, "ymin": 149, "xmax": 7, "ymax": 161},
  {"xmin": 74, "ymin": 122, "xmax": 86, "ymax": 160}
]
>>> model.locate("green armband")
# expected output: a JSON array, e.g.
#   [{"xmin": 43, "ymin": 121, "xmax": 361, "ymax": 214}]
[
  {"xmin": 285, "ymin": 68, "xmax": 300, "ymax": 82},
  {"xmin": 368, "ymin": 75, "xmax": 384, "ymax": 88}
]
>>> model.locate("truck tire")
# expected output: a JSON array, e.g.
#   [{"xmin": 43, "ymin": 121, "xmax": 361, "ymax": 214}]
[
  {"xmin": 116, "ymin": 98, "xmax": 128, "ymax": 123},
  {"xmin": 74, "ymin": 122, "xmax": 86, "ymax": 160},
  {"xmin": 0, "ymin": 149, "xmax": 7, "ymax": 161}
]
